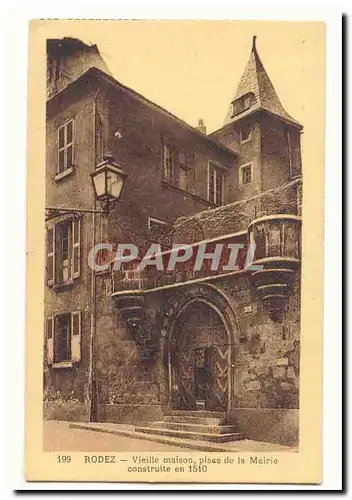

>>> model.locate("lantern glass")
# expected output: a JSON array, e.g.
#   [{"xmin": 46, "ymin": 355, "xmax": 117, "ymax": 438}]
[
  {"xmin": 106, "ymin": 170, "xmax": 124, "ymax": 199},
  {"xmin": 91, "ymin": 158, "xmax": 126, "ymax": 211},
  {"xmin": 92, "ymin": 170, "xmax": 106, "ymax": 199}
]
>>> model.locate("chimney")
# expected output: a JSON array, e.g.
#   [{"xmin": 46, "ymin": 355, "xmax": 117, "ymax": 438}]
[{"xmin": 196, "ymin": 118, "xmax": 207, "ymax": 134}]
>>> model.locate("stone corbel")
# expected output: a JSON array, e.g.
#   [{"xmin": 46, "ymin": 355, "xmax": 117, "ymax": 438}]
[{"xmin": 247, "ymin": 214, "xmax": 301, "ymax": 319}]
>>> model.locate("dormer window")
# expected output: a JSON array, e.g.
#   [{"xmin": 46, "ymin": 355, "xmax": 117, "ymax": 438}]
[{"xmin": 231, "ymin": 92, "xmax": 254, "ymax": 117}]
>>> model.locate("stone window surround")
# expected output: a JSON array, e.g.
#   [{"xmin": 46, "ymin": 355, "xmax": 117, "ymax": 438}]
[
  {"xmin": 207, "ymin": 160, "xmax": 227, "ymax": 206},
  {"xmin": 239, "ymin": 162, "xmax": 253, "ymax": 185},
  {"xmin": 240, "ymin": 123, "xmax": 253, "ymax": 144}
]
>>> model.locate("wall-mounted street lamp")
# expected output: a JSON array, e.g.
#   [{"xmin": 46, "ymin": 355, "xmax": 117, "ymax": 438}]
[
  {"xmin": 45, "ymin": 155, "xmax": 127, "ymax": 221},
  {"xmin": 90, "ymin": 156, "xmax": 127, "ymax": 215}
]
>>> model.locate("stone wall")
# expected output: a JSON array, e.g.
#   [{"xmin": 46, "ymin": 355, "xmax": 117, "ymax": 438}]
[
  {"xmin": 44, "ymin": 72, "xmax": 237, "ymax": 407},
  {"xmin": 228, "ymin": 408, "xmax": 299, "ymax": 446},
  {"xmin": 172, "ymin": 178, "xmax": 301, "ymax": 243},
  {"xmin": 44, "ymin": 67, "xmax": 301, "ymax": 444},
  {"xmin": 45, "ymin": 88, "xmax": 98, "ymax": 401},
  {"xmin": 94, "ymin": 274, "xmax": 162, "ymax": 407},
  {"xmin": 219, "ymin": 274, "xmax": 300, "ymax": 410},
  {"xmin": 98, "ymin": 404, "xmax": 164, "ymax": 425}
]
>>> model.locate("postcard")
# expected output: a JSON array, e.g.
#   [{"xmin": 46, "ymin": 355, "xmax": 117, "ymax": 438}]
[{"xmin": 25, "ymin": 19, "xmax": 325, "ymax": 483}]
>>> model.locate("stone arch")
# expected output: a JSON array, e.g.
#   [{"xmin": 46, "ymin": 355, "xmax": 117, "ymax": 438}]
[{"xmin": 162, "ymin": 283, "xmax": 240, "ymax": 411}]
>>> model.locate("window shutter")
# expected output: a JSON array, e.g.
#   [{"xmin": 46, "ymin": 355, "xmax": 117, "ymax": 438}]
[
  {"xmin": 72, "ymin": 218, "xmax": 81, "ymax": 278},
  {"xmin": 47, "ymin": 226, "xmax": 55, "ymax": 286},
  {"xmin": 71, "ymin": 311, "xmax": 81, "ymax": 362},
  {"xmin": 46, "ymin": 316, "xmax": 54, "ymax": 365}
]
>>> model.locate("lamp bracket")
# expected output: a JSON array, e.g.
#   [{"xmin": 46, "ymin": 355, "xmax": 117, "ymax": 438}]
[{"xmin": 45, "ymin": 206, "xmax": 106, "ymax": 222}]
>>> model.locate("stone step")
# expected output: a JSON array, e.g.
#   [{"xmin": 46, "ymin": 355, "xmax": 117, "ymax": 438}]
[
  {"xmin": 164, "ymin": 415, "xmax": 226, "ymax": 425},
  {"xmin": 165, "ymin": 409, "xmax": 226, "ymax": 419},
  {"xmin": 69, "ymin": 422, "xmax": 246, "ymax": 452},
  {"xmin": 149, "ymin": 421, "xmax": 237, "ymax": 435},
  {"xmin": 135, "ymin": 426, "xmax": 244, "ymax": 443}
]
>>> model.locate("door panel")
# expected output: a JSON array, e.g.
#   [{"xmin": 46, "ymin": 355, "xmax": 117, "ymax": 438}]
[
  {"xmin": 176, "ymin": 350, "xmax": 196, "ymax": 409},
  {"xmin": 212, "ymin": 344, "xmax": 229, "ymax": 410}
]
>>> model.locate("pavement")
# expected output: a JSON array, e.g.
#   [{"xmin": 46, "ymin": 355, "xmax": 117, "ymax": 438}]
[
  {"xmin": 43, "ymin": 420, "xmax": 297, "ymax": 453},
  {"xmin": 43, "ymin": 421, "xmax": 184, "ymax": 452}
]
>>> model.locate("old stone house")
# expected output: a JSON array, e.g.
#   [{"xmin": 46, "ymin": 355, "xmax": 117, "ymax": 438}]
[{"xmin": 44, "ymin": 36, "xmax": 302, "ymax": 446}]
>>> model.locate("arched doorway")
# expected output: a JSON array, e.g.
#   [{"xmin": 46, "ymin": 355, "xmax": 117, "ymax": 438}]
[{"xmin": 168, "ymin": 300, "xmax": 231, "ymax": 411}]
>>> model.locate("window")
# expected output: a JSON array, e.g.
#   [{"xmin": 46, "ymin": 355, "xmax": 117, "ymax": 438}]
[
  {"xmin": 56, "ymin": 314, "xmax": 71, "ymax": 363},
  {"xmin": 232, "ymin": 93, "xmax": 254, "ymax": 117},
  {"xmin": 46, "ymin": 217, "xmax": 81, "ymax": 286},
  {"xmin": 60, "ymin": 221, "xmax": 71, "ymax": 282},
  {"xmin": 240, "ymin": 124, "xmax": 253, "ymax": 143},
  {"xmin": 46, "ymin": 311, "xmax": 82, "ymax": 365},
  {"xmin": 208, "ymin": 163, "xmax": 224, "ymax": 205},
  {"xmin": 243, "ymin": 95, "xmax": 252, "ymax": 110},
  {"xmin": 240, "ymin": 164, "xmax": 252, "ymax": 185},
  {"xmin": 178, "ymin": 151, "xmax": 186, "ymax": 167},
  {"xmin": 121, "ymin": 260, "xmax": 143, "ymax": 290},
  {"xmin": 179, "ymin": 168, "xmax": 187, "ymax": 191},
  {"xmin": 163, "ymin": 143, "xmax": 177, "ymax": 185},
  {"xmin": 95, "ymin": 111, "xmax": 104, "ymax": 165},
  {"xmin": 57, "ymin": 120, "xmax": 74, "ymax": 174}
]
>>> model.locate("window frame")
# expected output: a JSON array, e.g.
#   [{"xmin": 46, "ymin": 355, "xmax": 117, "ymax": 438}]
[
  {"xmin": 46, "ymin": 216, "xmax": 81, "ymax": 288},
  {"xmin": 163, "ymin": 142, "xmax": 177, "ymax": 186},
  {"xmin": 54, "ymin": 313, "xmax": 72, "ymax": 364},
  {"xmin": 207, "ymin": 161, "xmax": 226, "ymax": 205},
  {"xmin": 239, "ymin": 163, "xmax": 253, "ymax": 185},
  {"xmin": 57, "ymin": 118, "xmax": 75, "ymax": 176},
  {"xmin": 47, "ymin": 311, "xmax": 82, "ymax": 367},
  {"xmin": 231, "ymin": 92, "xmax": 254, "ymax": 117},
  {"xmin": 240, "ymin": 123, "xmax": 253, "ymax": 144}
]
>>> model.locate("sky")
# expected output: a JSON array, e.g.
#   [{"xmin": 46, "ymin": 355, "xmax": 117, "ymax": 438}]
[{"xmin": 47, "ymin": 20, "xmax": 325, "ymax": 164}]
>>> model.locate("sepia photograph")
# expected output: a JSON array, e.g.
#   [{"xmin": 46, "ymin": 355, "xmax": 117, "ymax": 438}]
[
  {"xmin": 44, "ymin": 24, "xmax": 304, "ymax": 454},
  {"xmin": 23, "ymin": 18, "xmax": 328, "ymax": 483}
]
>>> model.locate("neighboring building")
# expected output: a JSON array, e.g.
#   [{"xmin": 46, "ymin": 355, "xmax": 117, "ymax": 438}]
[
  {"xmin": 44, "ymin": 36, "xmax": 302, "ymax": 446},
  {"xmin": 46, "ymin": 37, "xmax": 111, "ymax": 99}
]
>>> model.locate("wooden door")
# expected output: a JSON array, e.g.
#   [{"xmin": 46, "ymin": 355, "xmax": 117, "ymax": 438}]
[
  {"xmin": 211, "ymin": 344, "xmax": 229, "ymax": 410},
  {"xmin": 176, "ymin": 349, "xmax": 196, "ymax": 409}
]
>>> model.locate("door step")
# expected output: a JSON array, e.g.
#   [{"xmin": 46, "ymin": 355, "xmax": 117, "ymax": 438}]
[
  {"xmin": 164, "ymin": 415, "xmax": 226, "ymax": 426},
  {"xmin": 136, "ymin": 409, "xmax": 244, "ymax": 443},
  {"xmin": 135, "ymin": 426, "xmax": 243, "ymax": 443},
  {"xmin": 165, "ymin": 409, "xmax": 226, "ymax": 419},
  {"xmin": 148, "ymin": 421, "xmax": 237, "ymax": 435}
]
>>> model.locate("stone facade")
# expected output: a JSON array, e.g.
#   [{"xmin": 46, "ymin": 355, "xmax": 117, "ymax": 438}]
[{"xmin": 44, "ymin": 37, "xmax": 303, "ymax": 446}]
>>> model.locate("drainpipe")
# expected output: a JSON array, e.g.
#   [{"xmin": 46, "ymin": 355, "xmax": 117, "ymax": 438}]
[
  {"xmin": 287, "ymin": 129, "xmax": 293, "ymax": 179},
  {"xmin": 88, "ymin": 87, "xmax": 101, "ymax": 421}
]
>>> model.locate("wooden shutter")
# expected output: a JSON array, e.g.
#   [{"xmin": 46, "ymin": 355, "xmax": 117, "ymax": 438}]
[
  {"xmin": 46, "ymin": 316, "xmax": 54, "ymax": 365},
  {"xmin": 72, "ymin": 217, "xmax": 81, "ymax": 278},
  {"xmin": 71, "ymin": 311, "xmax": 81, "ymax": 362},
  {"xmin": 47, "ymin": 226, "xmax": 55, "ymax": 286}
]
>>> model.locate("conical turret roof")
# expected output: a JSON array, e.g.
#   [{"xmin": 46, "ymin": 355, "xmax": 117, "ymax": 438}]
[{"xmin": 224, "ymin": 37, "xmax": 301, "ymax": 128}]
